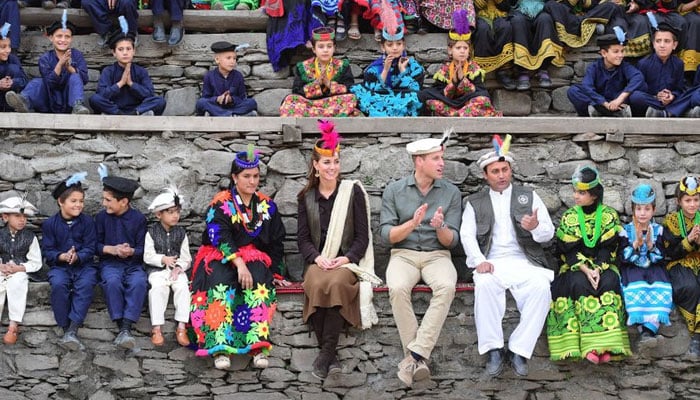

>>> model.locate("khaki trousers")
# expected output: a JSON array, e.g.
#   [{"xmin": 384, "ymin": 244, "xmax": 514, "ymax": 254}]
[{"xmin": 386, "ymin": 249, "xmax": 457, "ymax": 359}]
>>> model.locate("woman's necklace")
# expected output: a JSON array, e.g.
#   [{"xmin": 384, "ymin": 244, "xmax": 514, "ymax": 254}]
[
  {"xmin": 576, "ymin": 204, "xmax": 603, "ymax": 248},
  {"xmin": 232, "ymin": 188, "xmax": 264, "ymax": 236},
  {"xmin": 678, "ymin": 210, "xmax": 700, "ymax": 238}
]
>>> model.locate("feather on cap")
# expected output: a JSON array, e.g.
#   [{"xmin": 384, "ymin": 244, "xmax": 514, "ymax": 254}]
[
  {"xmin": 477, "ymin": 134, "xmax": 514, "ymax": 169},
  {"xmin": 47, "ymin": 10, "xmax": 77, "ymax": 35},
  {"xmin": 148, "ymin": 185, "xmax": 185, "ymax": 212},
  {"xmin": 314, "ymin": 119, "xmax": 342, "ymax": 157},
  {"xmin": 0, "ymin": 23, "xmax": 10, "ymax": 41},
  {"xmin": 406, "ymin": 128, "xmax": 453, "ymax": 155},
  {"xmin": 52, "ymin": 171, "xmax": 88, "ymax": 199},
  {"xmin": 107, "ymin": 16, "xmax": 136, "ymax": 49},
  {"xmin": 234, "ymin": 144, "xmax": 260, "ymax": 170},
  {"xmin": 0, "ymin": 192, "xmax": 38, "ymax": 216},
  {"xmin": 380, "ymin": 0, "xmax": 404, "ymax": 41}
]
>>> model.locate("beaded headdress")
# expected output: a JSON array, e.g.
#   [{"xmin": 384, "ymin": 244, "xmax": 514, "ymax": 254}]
[
  {"xmin": 449, "ymin": 9, "xmax": 471, "ymax": 41},
  {"xmin": 234, "ymin": 143, "xmax": 261, "ymax": 170},
  {"xmin": 572, "ymin": 166, "xmax": 601, "ymax": 191},
  {"xmin": 314, "ymin": 119, "xmax": 342, "ymax": 157}
]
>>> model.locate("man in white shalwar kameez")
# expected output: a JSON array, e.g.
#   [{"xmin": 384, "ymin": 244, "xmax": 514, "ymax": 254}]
[{"xmin": 460, "ymin": 139, "xmax": 554, "ymax": 377}]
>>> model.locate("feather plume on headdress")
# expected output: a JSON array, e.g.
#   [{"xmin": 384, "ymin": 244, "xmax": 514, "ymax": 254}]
[
  {"xmin": 613, "ymin": 26, "xmax": 626, "ymax": 45},
  {"xmin": 166, "ymin": 184, "xmax": 183, "ymax": 208},
  {"xmin": 314, "ymin": 119, "xmax": 342, "ymax": 157},
  {"xmin": 449, "ymin": 9, "xmax": 472, "ymax": 41},
  {"xmin": 491, "ymin": 134, "xmax": 511, "ymax": 157},
  {"xmin": 646, "ymin": 12, "xmax": 658, "ymax": 31},
  {"xmin": 66, "ymin": 172, "xmax": 88, "ymax": 187},
  {"xmin": 246, "ymin": 143, "xmax": 256, "ymax": 163},
  {"xmin": 118, "ymin": 15, "xmax": 129, "ymax": 35},
  {"xmin": 380, "ymin": 0, "xmax": 398, "ymax": 36},
  {"xmin": 0, "ymin": 23, "xmax": 10, "ymax": 40},
  {"xmin": 61, "ymin": 9, "xmax": 68, "ymax": 31},
  {"xmin": 98, "ymin": 163, "xmax": 109, "ymax": 182},
  {"xmin": 235, "ymin": 43, "xmax": 250, "ymax": 52},
  {"xmin": 440, "ymin": 127, "xmax": 454, "ymax": 146}
]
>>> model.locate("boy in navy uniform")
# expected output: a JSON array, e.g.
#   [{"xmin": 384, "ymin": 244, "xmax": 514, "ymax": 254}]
[
  {"xmin": 567, "ymin": 29, "xmax": 644, "ymax": 117},
  {"xmin": 629, "ymin": 23, "xmax": 692, "ymax": 118},
  {"xmin": 5, "ymin": 11, "xmax": 90, "ymax": 114},
  {"xmin": 195, "ymin": 41, "xmax": 258, "ymax": 117},
  {"xmin": 0, "ymin": 23, "xmax": 27, "ymax": 112},
  {"xmin": 0, "ymin": 1, "xmax": 19, "ymax": 53},
  {"xmin": 90, "ymin": 19, "xmax": 166, "ymax": 116},
  {"xmin": 95, "ymin": 166, "xmax": 147, "ymax": 349}
]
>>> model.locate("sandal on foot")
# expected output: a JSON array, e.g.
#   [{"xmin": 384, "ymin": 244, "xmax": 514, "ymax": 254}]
[
  {"xmin": 585, "ymin": 351, "xmax": 600, "ymax": 364},
  {"xmin": 348, "ymin": 23, "xmax": 361, "ymax": 40},
  {"xmin": 253, "ymin": 353, "xmax": 269, "ymax": 369},
  {"xmin": 598, "ymin": 352, "xmax": 611, "ymax": 363},
  {"xmin": 214, "ymin": 355, "xmax": 231, "ymax": 370},
  {"xmin": 3, "ymin": 325, "xmax": 18, "ymax": 345},
  {"xmin": 335, "ymin": 19, "xmax": 347, "ymax": 41}
]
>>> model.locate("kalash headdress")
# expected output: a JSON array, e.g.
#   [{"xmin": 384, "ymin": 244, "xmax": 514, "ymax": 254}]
[
  {"xmin": 312, "ymin": 26, "xmax": 335, "ymax": 42},
  {"xmin": 476, "ymin": 134, "xmax": 513, "ymax": 169},
  {"xmin": 647, "ymin": 13, "xmax": 680, "ymax": 39},
  {"xmin": 679, "ymin": 176, "xmax": 699, "ymax": 196},
  {"xmin": 406, "ymin": 128, "xmax": 453, "ymax": 155},
  {"xmin": 449, "ymin": 9, "xmax": 471, "ymax": 42},
  {"xmin": 98, "ymin": 163, "xmax": 140, "ymax": 199},
  {"xmin": 630, "ymin": 184, "xmax": 656, "ymax": 205},
  {"xmin": 380, "ymin": 0, "xmax": 404, "ymax": 41},
  {"xmin": 234, "ymin": 143, "xmax": 261, "ymax": 170},
  {"xmin": 314, "ymin": 119, "xmax": 342, "ymax": 157},
  {"xmin": 148, "ymin": 186, "xmax": 185, "ymax": 213},
  {"xmin": 571, "ymin": 165, "xmax": 601, "ymax": 191},
  {"xmin": 107, "ymin": 16, "xmax": 135, "ymax": 49},
  {"xmin": 52, "ymin": 171, "xmax": 88, "ymax": 200},
  {"xmin": 0, "ymin": 22, "xmax": 11, "ymax": 41},
  {"xmin": 47, "ymin": 9, "xmax": 77, "ymax": 35},
  {"xmin": 0, "ymin": 192, "xmax": 38, "ymax": 216}
]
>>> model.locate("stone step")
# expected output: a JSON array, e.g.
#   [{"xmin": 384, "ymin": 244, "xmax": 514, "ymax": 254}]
[
  {"xmin": 20, "ymin": 7, "xmax": 267, "ymax": 32},
  {"xmin": 0, "ymin": 113, "xmax": 696, "ymax": 135}
]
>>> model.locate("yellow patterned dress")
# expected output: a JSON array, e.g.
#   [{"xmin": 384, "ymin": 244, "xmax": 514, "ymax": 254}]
[{"xmin": 546, "ymin": 203, "xmax": 631, "ymax": 361}]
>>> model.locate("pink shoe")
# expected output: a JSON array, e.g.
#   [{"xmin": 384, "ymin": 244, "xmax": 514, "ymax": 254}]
[
  {"xmin": 598, "ymin": 352, "xmax": 611, "ymax": 363},
  {"xmin": 585, "ymin": 351, "xmax": 599, "ymax": 364}
]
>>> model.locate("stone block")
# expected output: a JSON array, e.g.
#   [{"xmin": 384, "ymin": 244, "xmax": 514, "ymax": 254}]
[
  {"xmin": 253, "ymin": 88, "xmax": 291, "ymax": 116},
  {"xmin": 551, "ymin": 86, "xmax": 575, "ymax": 112},
  {"xmin": 252, "ymin": 63, "xmax": 290, "ymax": 80},
  {"xmin": 674, "ymin": 141, "xmax": 700, "ymax": 155},
  {"xmin": 184, "ymin": 66, "xmax": 208, "ymax": 80},
  {"xmin": 0, "ymin": 154, "xmax": 34, "ymax": 182},
  {"xmin": 589, "ymin": 141, "xmax": 625, "ymax": 161},
  {"xmin": 638, "ymin": 148, "xmax": 680, "ymax": 173},
  {"xmin": 531, "ymin": 90, "xmax": 552, "ymax": 114},
  {"xmin": 148, "ymin": 65, "xmax": 185, "ymax": 78},
  {"xmin": 492, "ymin": 90, "xmax": 531, "ymax": 116},
  {"xmin": 163, "ymin": 87, "xmax": 198, "ymax": 116}
]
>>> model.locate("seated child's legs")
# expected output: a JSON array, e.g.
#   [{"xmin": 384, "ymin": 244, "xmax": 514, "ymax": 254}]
[
  {"xmin": 89, "ymin": 93, "xmax": 120, "ymax": 115},
  {"xmin": 48, "ymin": 267, "xmax": 74, "ymax": 328},
  {"xmin": 566, "ymin": 85, "xmax": 591, "ymax": 116},
  {"xmin": 122, "ymin": 267, "xmax": 147, "ymax": 323},
  {"xmin": 138, "ymin": 96, "xmax": 166, "ymax": 115},
  {"xmin": 628, "ymin": 91, "xmax": 662, "ymax": 116},
  {"xmin": 71, "ymin": 266, "xmax": 98, "ymax": 324},
  {"xmin": 66, "ymin": 73, "xmax": 85, "ymax": 108},
  {"xmin": 230, "ymin": 98, "xmax": 257, "ymax": 116},
  {"xmin": 171, "ymin": 274, "xmax": 191, "ymax": 323},
  {"xmin": 101, "ymin": 266, "xmax": 127, "ymax": 320},
  {"xmin": 148, "ymin": 269, "xmax": 171, "ymax": 326},
  {"xmin": 5, "ymin": 272, "xmax": 28, "ymax": 323}
]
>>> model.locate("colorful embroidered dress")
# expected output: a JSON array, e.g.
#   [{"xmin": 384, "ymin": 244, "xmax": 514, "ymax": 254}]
[
  {"xmin": 619, "ymin": 221, "xmax": 673, "ymax": 334},
  {"xmin": 546, "ymin": 203, "xmax": 631, "ymax": 360},
  {"xmin": 350, "ymin": 56, "xmax": 424, "ymax": 116},
  {"xmin": 418, "ymin": 61, "xmax": 501, "ymax": 117},
  {"xmin": 188, "ymin": 188, "xmax": 285, "ymax": 358},
  {"xmin": 279, "ymin": 57, "xmax": 359, "ymax": 117},
  {"xmin": 663, "ymin": 211, "xmax": 700, "ymax": 335}
]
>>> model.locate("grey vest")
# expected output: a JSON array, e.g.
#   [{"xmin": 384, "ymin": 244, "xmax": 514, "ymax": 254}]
[
  {"xmin": 304, "ymin": 186, "xmax": 355, "ymax": 264},
  {"xmin": 468, "ymin": 185, "xmax": 549, "ymax": 268},
  {"xmin": 146, "ymin": 224, "xmax": 186, "ymax": 274},
  {"xmin": 0, "ymin": 227, "xmax": 34, "ymax": 264}
]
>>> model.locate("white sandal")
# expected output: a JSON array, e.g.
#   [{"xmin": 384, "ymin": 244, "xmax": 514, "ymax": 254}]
[
  {"xmin": 214, "ymin": 355, "xmax": 231, "ymax": 370},
  {"xmin": 253, "ymin": 353, "xmax": 269, "ymax": 369}
]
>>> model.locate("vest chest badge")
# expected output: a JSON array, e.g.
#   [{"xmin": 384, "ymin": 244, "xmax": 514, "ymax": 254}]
[{"xmin": 517, "ymin": 194, "xmax": 529, "ymax": 205}]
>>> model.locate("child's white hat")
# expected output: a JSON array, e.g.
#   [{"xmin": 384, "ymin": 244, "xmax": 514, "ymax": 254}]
[
  {"xmin": 0, "ymin": 193, "xmax": 38, "ymax": 216},
  {"xmin": 148, "ymin": 187, "xmax": 184, "ymax": 213}
]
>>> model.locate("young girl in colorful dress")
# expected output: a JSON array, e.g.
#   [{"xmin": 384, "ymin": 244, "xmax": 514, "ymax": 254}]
[
  {"xmin": 663, "ymin": 175, "xmax": 700, "ymax": 356},
  {"xmin": 619, "ymin": 184, "xmax": 672, "ymax": 349},
  {"xmin": 546, "ymin": 166, "xmax": 631, "ymax": 363},
  {"xmin": 418, "ymin": 10, "xmax": 501, "ymax": 117},
  {"xmin": 278, "ymin": 27, "xmax": 359, "ymax": 117},
  {"xmin": 350, "ymin": 0, "xmax": 424, "ymax": 116}
]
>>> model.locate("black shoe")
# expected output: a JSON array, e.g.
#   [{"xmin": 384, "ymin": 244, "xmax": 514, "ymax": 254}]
[
  {"xmin": 485, "ymin": 348, "xmax": 504, "ymax": 376},
  {"xmin": 311, "ymin": 353, "xmax": 330, "ymax": 379},
  {"xmin": 510, "ymin": 351, "xmax": 528, "ymax": 376},
  {"xmin": 114, "ymin": 330, "xmax": 135, "ymax": 349},
  {"xmin": 496, "ymin": 70, "xmax": 516, "ymax": 91},
  {"xmin": 327, "ymin": 356, "xmax": 342, "ymax": 376},
  {"xmin": 59, "ymin": 331, "xmax": 85, "ymax": 351},
  {"xmin": 168, "ymin": 23, "xmax": 184, "ymax": 46}
]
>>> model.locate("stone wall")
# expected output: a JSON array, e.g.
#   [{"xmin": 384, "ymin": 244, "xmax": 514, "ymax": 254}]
[
  {"xmin": 16, "ymin": 31, "xmax": 592, "ymax": 116},
  {"xmin": 1, "ymin": 128, "xmax": 699, "ymax": 281},
  {"xmin": 1, "ymin": 282, "xmax": 696, "ymax": 400}
]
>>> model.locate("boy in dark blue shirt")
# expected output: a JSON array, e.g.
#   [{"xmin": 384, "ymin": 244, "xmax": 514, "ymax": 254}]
[
  {"xmin": 95, "ymin": 166, "xmax": 147, "ymax": 349},
  {"xmin": 0, "ymin": 22, "xmax": 27, "ymax": 112},
  {"xmin": 567, "ymin": 29, "xmax": 644, "ymax": 117},
  {"xmin": 629, "ymin": 23, "xmax": 691, "ymax": 118}
]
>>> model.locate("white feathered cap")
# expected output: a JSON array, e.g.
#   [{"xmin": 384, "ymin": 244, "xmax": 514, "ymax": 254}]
[
  {"xmin": 406, "ymin": 128, "xmax": 453, "ymax": 155},
  {"xmin": 148, "ymin": 187, "xmax": 184, "ymax": 213},
  {"xmin": 0, "ymin": 193, "xmax": 38, "ymax": 216}
]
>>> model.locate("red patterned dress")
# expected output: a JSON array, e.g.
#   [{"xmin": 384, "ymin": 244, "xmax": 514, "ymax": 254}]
[
  {"xmin": 418, "ymin": 60, "xmax": 502, "ymax": 117},
  {"xmin": 188, "ymin": 188, "xmax": 285, "ymax": 358},
  {"xmin": 279, "ymin": 57, "xmax": 360, "ymax": 117}
]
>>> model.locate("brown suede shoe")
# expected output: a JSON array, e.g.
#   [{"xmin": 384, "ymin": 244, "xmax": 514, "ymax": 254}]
[
  {"xmin": 176, "ymin": 327, "xmax": 190, "ymax": 347},
  {"xmin": 151, "ymin": 327, "xmax": 165, "ymax": 346},
  {"xmin": 3, "ymin": 325, "xmax": 18, "ymax": 345}
]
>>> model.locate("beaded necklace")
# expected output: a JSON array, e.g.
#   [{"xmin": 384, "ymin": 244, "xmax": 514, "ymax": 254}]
[
  {"xmin": 448, "ymin": 61, "xmax": 470, "ymax": 83},
  {"xmin": 314, "ymin": 58, "xmax": 335, "ymax": 81},
  {"xmin": 677, "ymin": 210, "xmax": 700, "ymax": 238},
  {"xmin": 576, "ymin": 204, "xmax": 603, "ymax": 248},
  {"xmin": 231, "ymin": 188, "xmax": 264, "ymax": 237}
]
